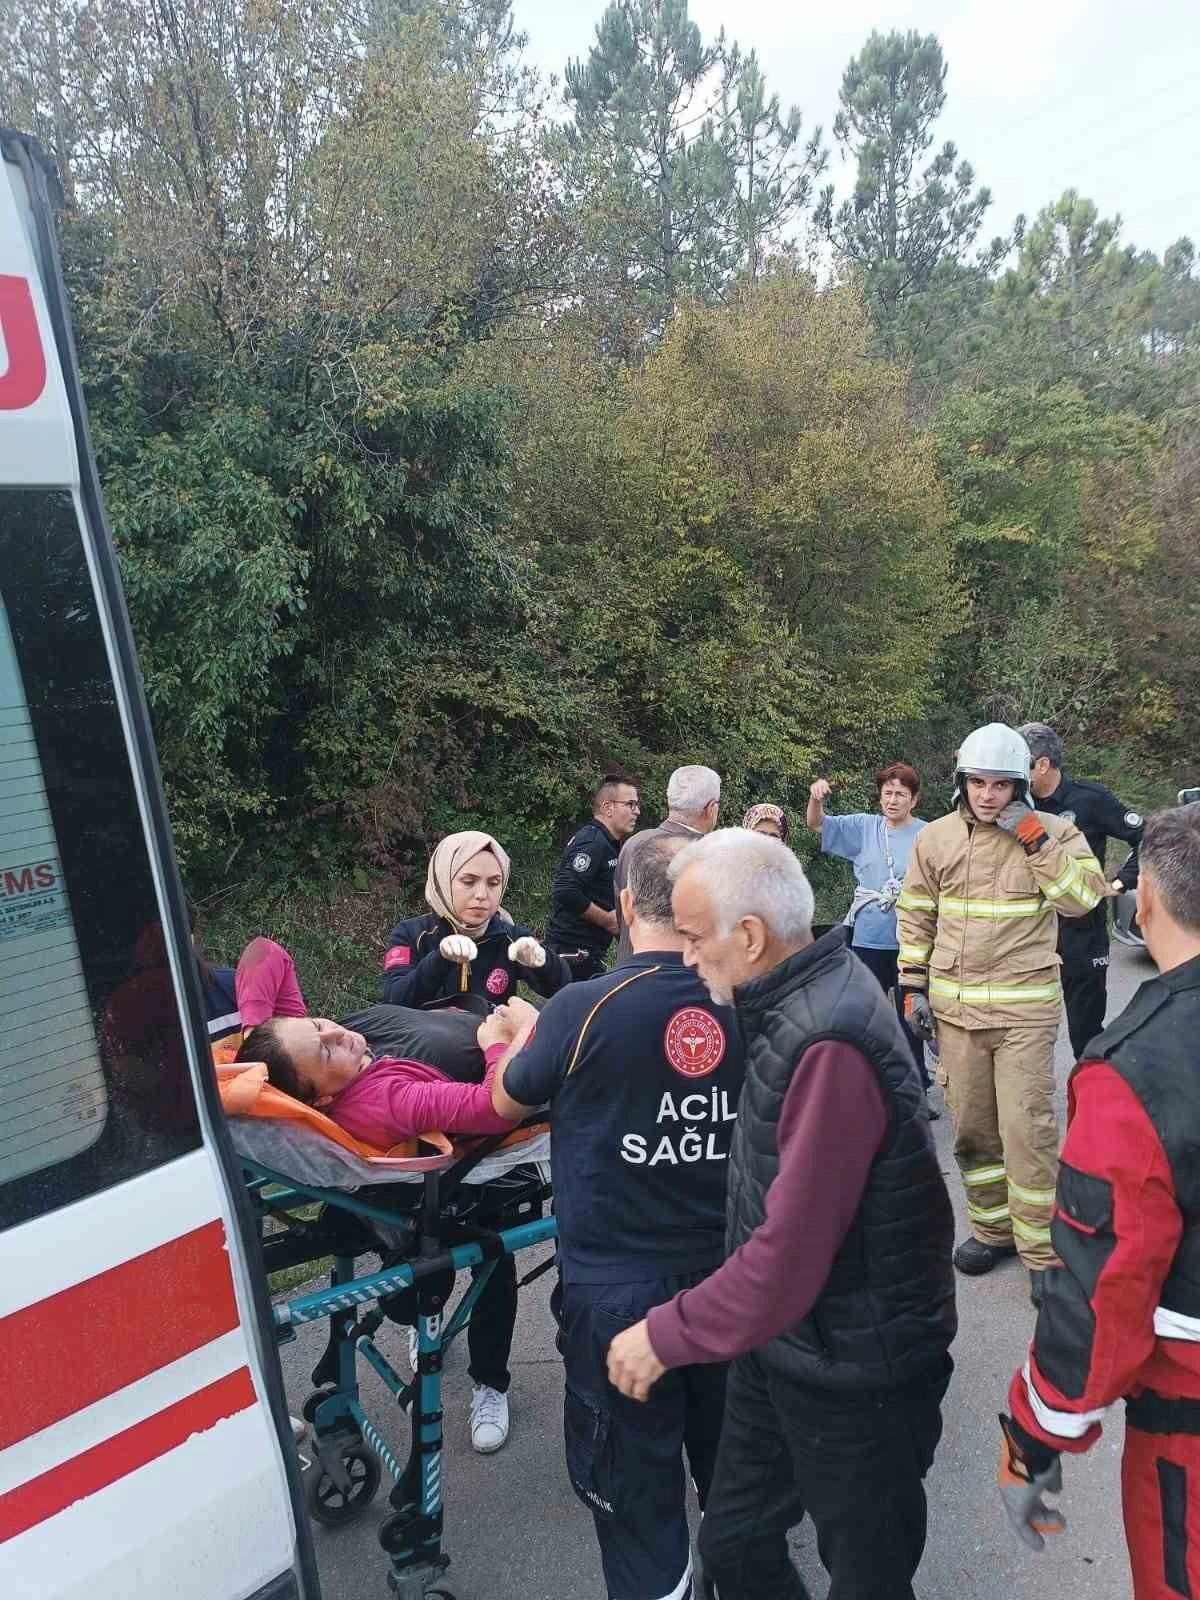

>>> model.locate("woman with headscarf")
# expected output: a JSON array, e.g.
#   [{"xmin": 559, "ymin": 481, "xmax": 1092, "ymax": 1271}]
[
  {"xmin": 381, "ymin": 830, "xmax": 570, "ymax": 1009},
  {"xmin": 742, "ymin": 802, "xmax": 791, "ymax": 843}
]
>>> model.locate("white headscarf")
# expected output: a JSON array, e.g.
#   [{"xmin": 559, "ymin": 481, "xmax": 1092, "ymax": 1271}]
[{"xmin": 424, "ymin": 831, "xmax": 512, "ymax": 932}]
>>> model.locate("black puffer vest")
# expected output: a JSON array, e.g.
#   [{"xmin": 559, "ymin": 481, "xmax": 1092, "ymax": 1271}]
[
  {"xmin": 727, "ymin": 929, "xmax": 956, "ymax": 1391},
  {"xmin": 1088, "ymin": 952, "xmax": 1200, "ymax": 1335}
]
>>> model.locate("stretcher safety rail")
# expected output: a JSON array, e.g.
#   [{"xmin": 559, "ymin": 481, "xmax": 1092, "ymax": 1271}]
[{"xmin": 234, "ymin": 1114, "xmax": 556, "ymax": 1600}]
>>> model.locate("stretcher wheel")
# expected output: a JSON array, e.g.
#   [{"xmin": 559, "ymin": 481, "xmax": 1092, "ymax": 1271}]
[
  {"xmin": 301, "ymin": 1386, "xmax": 339, "ymax": 1425},
  {"xmin": 304, "ymin": 1441, "xmax": 381, "ymax": 1526}
]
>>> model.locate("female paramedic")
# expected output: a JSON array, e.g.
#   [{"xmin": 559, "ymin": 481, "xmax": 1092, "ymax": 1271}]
[{"xmin": 382, "ymin": 829, "xmax": 571, "ymax": 1007}]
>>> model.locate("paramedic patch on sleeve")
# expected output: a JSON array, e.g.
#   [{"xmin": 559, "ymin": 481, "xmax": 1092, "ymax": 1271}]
[
  {"xmin": 384, "ymin": 945, "xmax": 413, "ymax": 971},
  {"xmin": 1125, "ymin": 812, "xmax": 1143, "ymax": 828},
  {"xmin": 664, "ymin": 1007, "xmax": 727, "ymax": 1079},
  {"xmin": 572, "ymin": 852, "xmax": 592, "ymax": 873}
]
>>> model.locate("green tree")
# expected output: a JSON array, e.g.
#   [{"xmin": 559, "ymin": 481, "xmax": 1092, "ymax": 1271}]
[
  {"xmin": 817, "ymin": 29, "xmax": 1004, "ymax": 352},
  {"xmin": 565, "ymin": 0, "xmax": 736, "ymax": 331},
  {"xmin": 723, "ymin": 51, "xmax": 826, "ymax": 281}
]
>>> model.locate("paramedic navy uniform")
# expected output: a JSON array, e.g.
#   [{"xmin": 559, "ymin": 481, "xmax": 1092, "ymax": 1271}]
[
  {"xmin": 381, "ymin": 910, "xmax": 570, "ymax": 1008},
  {"xmin": 504, "ymin": 952, "xmax": 745, "ymax": 1600},
  {"xmin": 1035, "ymin": 774, "xmax": 1144, "ymax": 1056},
  {"xmin": 545, "ymin": 819, "xmax": 622, "ymax": 980}
]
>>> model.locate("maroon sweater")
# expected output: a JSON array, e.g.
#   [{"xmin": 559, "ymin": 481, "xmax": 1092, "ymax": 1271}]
[{"xmin": 646, "ymin": 1040, "xmax": 887, "ymax": 1369}]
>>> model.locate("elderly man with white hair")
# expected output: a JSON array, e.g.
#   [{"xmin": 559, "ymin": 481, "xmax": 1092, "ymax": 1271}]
[
  {"xmin": 607, "ymin": 828, "xmax": 957, "ymax": 1600},
  {"xmin": 613, "ymin": 764, "xmax": 722, "ymax": 963}
]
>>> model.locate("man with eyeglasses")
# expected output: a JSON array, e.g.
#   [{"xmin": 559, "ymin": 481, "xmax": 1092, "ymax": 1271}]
[{"xmin": 547, "ymin": 773, "xmax": 641, "ymax": 980}]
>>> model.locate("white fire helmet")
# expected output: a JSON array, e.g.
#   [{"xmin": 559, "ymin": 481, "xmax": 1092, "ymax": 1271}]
[{"xmin": 955, "ymin": 723, "xmax": 1032, "ymax": 782}]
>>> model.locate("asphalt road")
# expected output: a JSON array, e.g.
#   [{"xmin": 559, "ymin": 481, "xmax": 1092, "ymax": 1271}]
[{"xmin": 278, "ymin": 941, "xmax": 1154, "ymax": 1600}]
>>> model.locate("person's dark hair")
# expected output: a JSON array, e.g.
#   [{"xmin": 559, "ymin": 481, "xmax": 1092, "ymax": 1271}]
[
  {"xmin": 594, "ymin": 770, "xmax": 635, "ymax": 808},
  {"xmin": 1140, "ymin": 805, "xmax": 1200, "ymax": 934},
  {"xmin": 236, "ymin": 1020, "xmax": 312, "ymax": 1103},
  {"xmin": 1017, "ymin": 723, "xmax": 1064, "ymax": 770},
  {"xmin": 877, "ymin": 761, "xmax": 921, "ymax": 798},
  {"xmin": 626, "ymin": 833, "xmax": 687, "ymax": 925}
]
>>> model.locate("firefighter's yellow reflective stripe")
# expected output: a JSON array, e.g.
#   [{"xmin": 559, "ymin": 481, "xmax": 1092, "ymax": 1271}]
[
  {"xmin": 897, "ymin": 890, "xmax": 937, "ymax": 911},
  {"xmin": 1008, "ymin": 1179, "xmax": 1057, "ymax": 1208},
  {"xmin": 1043, "ymin": 853, "xmax": 1101, "ymax": 911},
  {"xmin": 1012, "ymin": 1216, "xmax": 1054, "ymax": 1245},
  {"xmin": 899, "ymin": 943, "xmax": 933, "ymax": 963},
  {"xmin": 929, "ymin": 976, "xmax": 1061, "ymax": 1005},
  {"xmin": 938, "ymin": 895, "xmax": 1048, "ymax": 919},
  {"xmin": 967, "ymin": 1201, "xmax": 1011, "ymax": 1224},
  {"xmin": 1042, "ymin": 856, "xmax": 1080, "ymax": 899},
  {"xmin": 1076, "ymin": 855, "xmax": 1103, "ymax": 876},
  {"xmin": 962, "ymin": 1164, "xmax": 1007, "ymax": 1188}
]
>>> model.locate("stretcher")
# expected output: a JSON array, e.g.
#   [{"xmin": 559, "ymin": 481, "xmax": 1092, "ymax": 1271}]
[{"xmin": 221, "ymin": 1067, "xmax": 556, "ymax": 1600}]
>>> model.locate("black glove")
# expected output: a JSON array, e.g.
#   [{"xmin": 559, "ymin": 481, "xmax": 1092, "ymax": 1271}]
[{"xmin": 904, "ymin": 991, "xmax": 936, "ymax": 1041}]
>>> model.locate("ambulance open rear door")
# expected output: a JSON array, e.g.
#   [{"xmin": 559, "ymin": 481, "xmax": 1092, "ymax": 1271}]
[{"xmin": 0, "ymin": 131, "xmax": 321, "ymax": 1600}]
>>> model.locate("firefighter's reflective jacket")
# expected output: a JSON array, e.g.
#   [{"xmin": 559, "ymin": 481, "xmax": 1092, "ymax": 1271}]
[{"xmin": 897, "ymin": 807, "xmax": 1108, "ymax": 1028}]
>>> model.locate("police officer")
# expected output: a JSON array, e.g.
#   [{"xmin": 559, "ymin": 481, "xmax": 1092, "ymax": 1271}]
[
  {"xmin": 492, "ymin": 834, "xmax": 745, "ymax": 1600},
  {"xmin": 1018, "ymin": 723, "xmax": 1144, "ymax": 1056},
  {"xmin": 546, "ymin": 774, "xmax": 641, "ymax": 980}
]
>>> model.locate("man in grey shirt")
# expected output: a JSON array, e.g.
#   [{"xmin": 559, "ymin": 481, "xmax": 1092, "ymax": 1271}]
[{"xmin": 613, "ymin": 765, "xmax": 721, "ymax": 962}]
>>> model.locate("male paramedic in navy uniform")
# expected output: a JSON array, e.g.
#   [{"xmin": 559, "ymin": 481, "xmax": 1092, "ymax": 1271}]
[
  {"xmin": 546, "ymin": 773, "xmax": 641, "ymax": 980},
  {"xmin": 493, "ymin": 833, "xmax": 744, "ymax": 1600}
]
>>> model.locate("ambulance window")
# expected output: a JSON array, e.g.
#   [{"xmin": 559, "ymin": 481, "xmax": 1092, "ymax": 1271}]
[{"xmin": 0, "ymin": 488, "xmax": 201, "ymax": 1233}]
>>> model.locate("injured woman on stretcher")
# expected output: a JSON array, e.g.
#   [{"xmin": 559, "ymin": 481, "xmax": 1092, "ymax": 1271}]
[{"xmin": 220, "ymin": 937, "xmax": 542, "ymax": 1455}]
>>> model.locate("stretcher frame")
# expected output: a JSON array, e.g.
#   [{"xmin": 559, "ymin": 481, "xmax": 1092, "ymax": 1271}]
[{"xmin": 244, "ymin": 1127, "xmax": 556, "ymax": 1599}]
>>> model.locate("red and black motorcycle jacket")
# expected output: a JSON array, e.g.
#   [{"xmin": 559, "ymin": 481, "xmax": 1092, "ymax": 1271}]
[{"xmin": 1008, "ymin": 952, "xmax": 1200, "ymax": 1457}]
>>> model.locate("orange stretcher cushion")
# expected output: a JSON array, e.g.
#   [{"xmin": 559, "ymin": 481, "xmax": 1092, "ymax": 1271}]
[{"xmin": 216, "ymin": 1061, "xmax": 450, "ymax": 1161}]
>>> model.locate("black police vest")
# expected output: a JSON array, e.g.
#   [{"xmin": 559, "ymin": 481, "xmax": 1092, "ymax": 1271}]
[
  {"xmin": 726, "ymin": 930, "xmax": 956, "ymax": 1391},
  {"xmin": 552, "ymin": 955, "xmax": 745, "ymax": 1285},
  {"xmin": 1038, "ymin": 777, "xmax": 1117, "ymax": 964},
  {"xmin": 1088, "ymin": 954, "xmax": 1200, "ymax": 1334}
]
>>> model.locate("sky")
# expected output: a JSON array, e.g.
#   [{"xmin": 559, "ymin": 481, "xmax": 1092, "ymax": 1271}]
[{"xmin": 509, "ymin": 0, "xmax": 1200, "ymax": 261}]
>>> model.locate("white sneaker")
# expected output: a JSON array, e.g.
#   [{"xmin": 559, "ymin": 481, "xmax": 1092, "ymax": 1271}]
[
  {"xmin": 289, "ymin": 1415, "xmax": 307, "ymax": 1445},
  {"xmin": 469, "ymin": 1384, "xmax": 510, "ymax": 1454}
]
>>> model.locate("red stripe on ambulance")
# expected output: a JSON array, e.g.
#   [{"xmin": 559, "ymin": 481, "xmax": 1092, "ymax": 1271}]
[
  {"xmin": 0, "ymin": 1367, "xmax": 256, "ymax": 1543},
  {"xmin": 0, "ymin": 1219, "xmax": 239, "ymax": 1450},
  {"xmin": 0, "ymin": 274, "xmax": 47, "ymax": 410}
]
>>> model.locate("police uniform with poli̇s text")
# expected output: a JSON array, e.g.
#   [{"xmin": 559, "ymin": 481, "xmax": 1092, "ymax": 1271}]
[
  {"xmin": 546, "ymin": 818, "xmax": 622, "ymax": 980},
  {"xmin": 502, "ymin": 953, "xmax": 745, "ymax": 1600},
  {"xmin": 1027, "ymin": 774, "xmax": 1143, "ymax": 1057}
]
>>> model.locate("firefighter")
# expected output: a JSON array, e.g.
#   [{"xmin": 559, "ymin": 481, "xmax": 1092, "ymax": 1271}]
[
  {"xmin": 897, "ymin": 723, "xmax": 1109, "ymax": 1306},
  {"xmin": 999, "ymin": 802, "xmax": 1200, "ymax": 1598},
  {"xmin": 492, "ymin": 833, "xmax": 744, "ymax": 1600},
  {"xmin": 1017, "ymin": 722, "xmax": 1144, "ymax": 1056}
]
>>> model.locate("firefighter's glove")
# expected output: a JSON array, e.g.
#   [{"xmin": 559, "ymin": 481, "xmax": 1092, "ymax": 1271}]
[
  {"xmin": 508, "ymin": 936, "xmax": 547, "ymax": 969},
  {"xmin": 904, "ymin": 991, "xmax": 936, "ymax": 1040},
  {"xmin": 439, "ymin": 934, "xmax": 478, "ymax": 964},
  {"xmin": 995, "ymin": 801, "xmax": 1050, "ymax": 854},
  {"xmin": 998, "ymin": 1414, "xmax": 1065, "ymax": 1553}
]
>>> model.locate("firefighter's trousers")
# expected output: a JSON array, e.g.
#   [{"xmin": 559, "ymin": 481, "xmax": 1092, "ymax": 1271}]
[
  {"xmin": 935, "ymin": 1021, "xmax": 1060, "ymax": 1270},
  {"xmin": 1124, "ymin": 1410, "xmax": 1200, "ymax": 1598}
]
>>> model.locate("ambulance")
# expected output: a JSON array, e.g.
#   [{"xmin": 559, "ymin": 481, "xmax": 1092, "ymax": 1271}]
[{"xmin": 0, "ymin": 131, "xmax": 321, "ymax": 1599}]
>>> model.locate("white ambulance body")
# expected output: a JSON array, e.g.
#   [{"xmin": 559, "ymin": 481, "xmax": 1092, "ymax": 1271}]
[{"xmin": 0, "ymin": 131, "xmax": 320, "ymax": 1600}]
